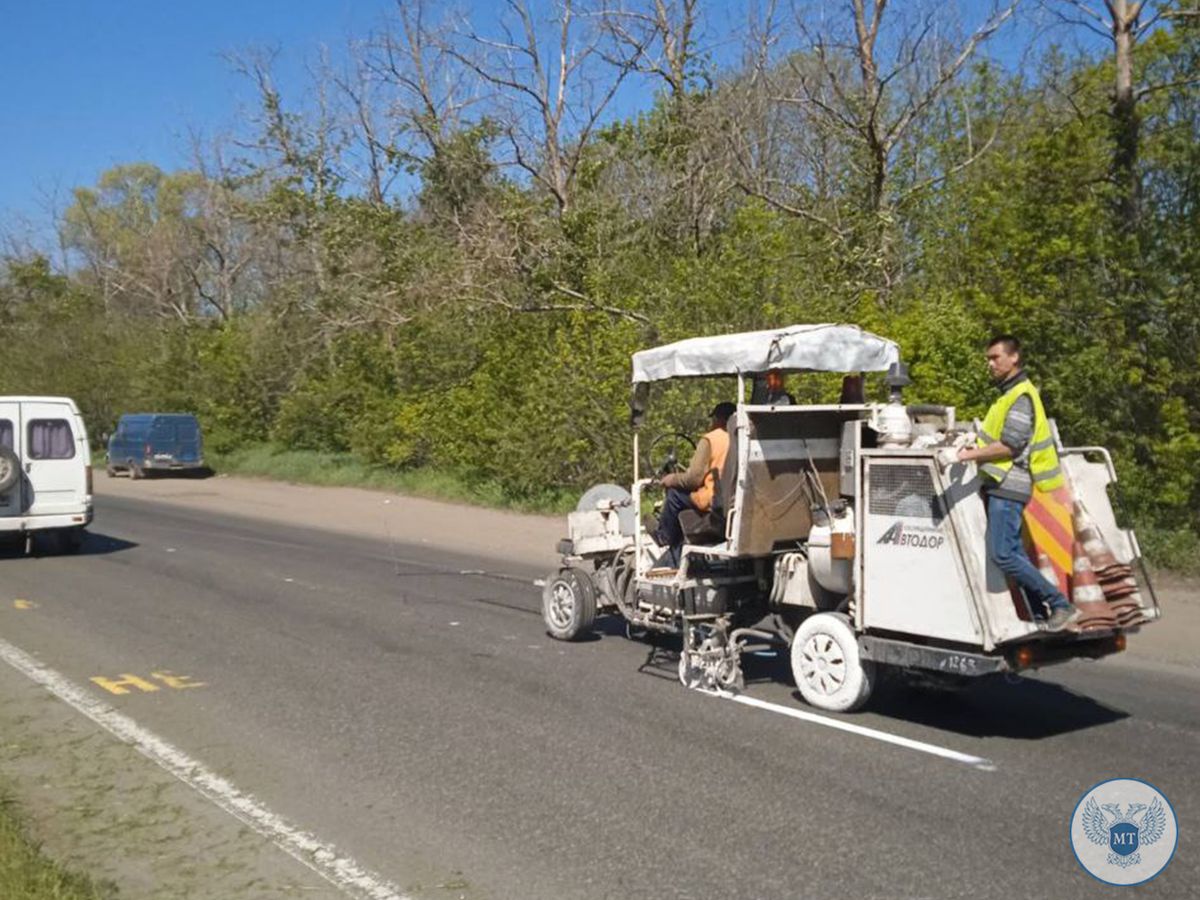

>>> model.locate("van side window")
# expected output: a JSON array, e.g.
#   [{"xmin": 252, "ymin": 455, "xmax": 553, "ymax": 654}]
[
  {"xmin": 28, "ymin": 419, "xmax": 75, "ymax": 460},
  {"xmin": 0, "ymin": 419, "xmax": 12, "ymax": 449}
]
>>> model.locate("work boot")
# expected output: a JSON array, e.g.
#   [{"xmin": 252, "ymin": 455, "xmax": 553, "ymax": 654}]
[{"xmin": 1044, "ymin": 604, "xmax": 1082, "ymax": 631}]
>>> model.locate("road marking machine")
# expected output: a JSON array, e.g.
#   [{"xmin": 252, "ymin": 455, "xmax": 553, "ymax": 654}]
[{"xmin": 542, "ymin": 325, "xmax": 1160, "ymax": 711}]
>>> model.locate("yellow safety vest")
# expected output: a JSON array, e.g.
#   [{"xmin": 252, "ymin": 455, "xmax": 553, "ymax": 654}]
[{"xmin": 977, "ymin": 377, "xmax": 1064, "ymax": 494}]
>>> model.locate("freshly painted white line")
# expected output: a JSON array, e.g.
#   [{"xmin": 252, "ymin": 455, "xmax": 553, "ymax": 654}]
[
  {"xmin": 0, "ymin": 636, "xmax": 409, "ymax": 900},
  {"xmin": 702, "ymin": 690, "xmax": 996, "ymax": 771}
]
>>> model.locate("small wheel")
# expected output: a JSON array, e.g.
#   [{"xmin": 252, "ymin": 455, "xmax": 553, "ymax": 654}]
[
  {"xmin": 542, "ymin": 568, "xmax": 597, "ymax": 641},
  {"xmin": 790, "ymin": 612, "xmax": 875, "ymax": 712},
  {"xmin": 0, "ymin": 446, "xmax": 19, "ymax": 494},
  {"xmin": 715, "ymin": 656, "xmax": 745, "ymax": 693},
  {"xmin": 678, "ymin": 651, "xmax": 703, "ymax": 689}
]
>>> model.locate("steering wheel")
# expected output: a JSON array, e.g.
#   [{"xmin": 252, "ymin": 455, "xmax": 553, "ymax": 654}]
[{"xmin": 645, "ymin": 432, "xmax": 696, "ymax": 479}]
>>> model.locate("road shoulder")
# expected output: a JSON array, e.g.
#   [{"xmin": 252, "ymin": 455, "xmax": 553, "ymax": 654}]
[
  {"xmin": 95, "ymin": 472, "xmax": 563, "ymax": 573},
  {"xmin": 0, "ymin": 656, "xmax": 345, "ymax": 899}
]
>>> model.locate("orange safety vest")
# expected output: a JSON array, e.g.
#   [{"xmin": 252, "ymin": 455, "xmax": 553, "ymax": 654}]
[{"xmin": 690, "ymin": 428, "xmax": 729, "ymax": 513}]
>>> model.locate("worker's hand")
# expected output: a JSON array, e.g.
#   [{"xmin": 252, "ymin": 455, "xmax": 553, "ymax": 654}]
[
  {"xmin": 936, "ymin": 448, "xmax": 959, "ymax": 471},
  {"xmin": 955, "ymin": 445, "xmax": 974, "ymax": 463}
]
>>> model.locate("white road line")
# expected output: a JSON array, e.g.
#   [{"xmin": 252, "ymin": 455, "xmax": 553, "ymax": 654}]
[
  {"xmin": 0, "ymin": 636, "xmax": 409, "ymax": 900},
  {"xmin": 703, "ymin": 690, "xmax": 996, "ymax": 771}
]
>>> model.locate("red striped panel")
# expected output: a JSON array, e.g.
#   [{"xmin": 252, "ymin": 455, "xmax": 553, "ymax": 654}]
[{"xmin": 1022, "ymin": 485, "xmax": 1075, "ymax": 595}]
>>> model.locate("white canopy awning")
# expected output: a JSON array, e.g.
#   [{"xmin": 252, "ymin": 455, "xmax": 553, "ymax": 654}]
[{"xmin": 630, "ymin": 324, "xmax": 900, "ymax": 384}]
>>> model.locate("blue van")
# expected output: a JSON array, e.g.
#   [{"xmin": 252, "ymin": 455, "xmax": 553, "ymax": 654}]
[{"xmin": 106, "ymin": 414, "xmax": 205, "ymax": 478}]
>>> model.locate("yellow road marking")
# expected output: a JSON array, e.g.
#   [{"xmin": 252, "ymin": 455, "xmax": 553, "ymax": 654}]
[
  {"xmin": 13, "ymin": 599, "xmax": 37, "ymax": 610},
  {"xmin": 91, "ymin": 671, "xmax": 208, "ymax": 695},
  {"xmin": 91, "ymin": 673, "xmax": 160, "ymax": 695},
  {"xmin": 151, "ymin": 670, "xmax": 206, "ymax": 689}
]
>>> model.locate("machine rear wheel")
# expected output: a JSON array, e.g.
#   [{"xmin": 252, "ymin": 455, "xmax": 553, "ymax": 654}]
[
  {"xmin": 790, "ymin": 612, "xmax": 875, "ymax": 712},
  {"xmin": 542, "ymin": 568, "xmax": 597, "ymax": 641}
]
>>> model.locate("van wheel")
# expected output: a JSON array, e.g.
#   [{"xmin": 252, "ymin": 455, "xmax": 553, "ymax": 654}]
[
  {"xmin": 542, "ymin": 568, "xmax": 597, "ymax": 641},
  {"xmin": 0, "ymin": 446, "xmax": 19, "ymax": 494},
  {"xmin": 790, "ymin": 612, "xmax": 875, "ymax": 712}
]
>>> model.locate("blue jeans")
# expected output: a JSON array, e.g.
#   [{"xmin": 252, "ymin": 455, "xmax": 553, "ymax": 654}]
[
  {"xmin": 987, "ymin": 493, "xmax": 1071, "ymax": 617},
  {"xmin": 654, "ymin": 488, "xmax": 697, "ymax": 568}
]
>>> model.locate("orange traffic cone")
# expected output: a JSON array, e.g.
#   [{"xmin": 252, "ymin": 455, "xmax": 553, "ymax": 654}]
[
  {"xmin": 1071, "ymin": 547, "xmax": 1104, "ymax": 605},
  {"xmin": 1073, "ymin": 501, "xmax": 1118, "ymax": 570},
  {"xmin": 1069, "ymin": 541, "xmax": 1119, "ymax": 630}
]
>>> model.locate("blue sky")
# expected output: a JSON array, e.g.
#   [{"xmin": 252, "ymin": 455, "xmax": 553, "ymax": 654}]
[
  {"xmin": 0, "ymin": 0, "xmax": 394, "ymax": 232},
  {"xmin": 0, "ymin": 1, "xmax": 1104, "ymax": 243}
]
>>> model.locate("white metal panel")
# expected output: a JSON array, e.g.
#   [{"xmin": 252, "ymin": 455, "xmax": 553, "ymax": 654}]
[
  {"xmin": 921, "ymin": 454, "xmax": 1046, "ymax": 646},
  {"xmin": 745, "ymin": 437, "xmax": 841, "ymax": 462},
  {"xmin": 1062, "ymin": 453, "xmax": 1137, "ymax": 564},
  {"xmin": 861, "ymin": 458, "xmax": 982, "ymax": 644},
  {"xmin": 567, "ymin": 509, "xmax": 628, "ymax": 555},
  {"xmin": 20, "ymin": 400, "xmax": 89, "ymax": 519}
]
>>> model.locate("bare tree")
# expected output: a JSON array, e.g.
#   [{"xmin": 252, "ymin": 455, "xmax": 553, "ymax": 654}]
[
  {"xmin": 1049, "ymin": 0, "xmax": 1200, "ymax": 232},
  {"xmin": 230, "ymin": 49, "xmax": 347, "ymax": 206},
  {"xmin": 448, "ymin": 0, "xmax": 642, "ymax": 217},
  {"xmin": 732, "ymin": 0, "xmax": 1018, "ymax": 300},
  {"xmin": 332, "ymin": 51, "xmax": 403, "ymax": 206},
  {"xmin": 791, "ymin": 0, "xmax": 1019, "ymax": 215},
  {"xmin": 598, "ymin": 0, "xmax": 741, "ymax": 253},
  {"xmin": 183, "ymin": 134, "xmax": 271, "ymax": 321},
  {"xmin": 229, "ymin": 49, "xmax": 352, "ymax": 296},
  {"xmin": 601, "ymin": 0, "xmax": 702, "ymax": 102}
]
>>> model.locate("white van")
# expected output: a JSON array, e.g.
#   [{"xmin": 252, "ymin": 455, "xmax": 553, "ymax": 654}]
[{"xmin": 0, "ymin": 397, "xmax": 93, "ymax": 552}]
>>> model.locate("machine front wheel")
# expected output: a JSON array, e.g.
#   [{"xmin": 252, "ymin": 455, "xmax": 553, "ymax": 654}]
[
  {"xmin": 790, "ymin": 613, "xmax": 875, "ymax": 712},
  {"xmin": 542, "ymin": 568, "xmax": 597, "ymax": 641}
]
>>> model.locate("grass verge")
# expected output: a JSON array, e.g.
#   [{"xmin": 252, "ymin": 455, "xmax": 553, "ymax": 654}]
[
  {"xmin": 0, "ymin": 791, "xmax": 115, "ymax": 899},
  {"xmin": 207, "ymin": 444, "xmax": 579, "ymax": 516},
  {"xmin": 1137, "ymin": 525, "xmax": 1200, "ymax": 576}
]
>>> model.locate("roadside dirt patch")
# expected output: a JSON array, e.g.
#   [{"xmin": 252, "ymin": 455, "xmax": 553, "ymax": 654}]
[
  {"xmin": 96, "ymin": 473, "xmax": 563, "ymax": 573},
  {"xmin": 1128, "ymin": 572, "xmax": 1200, "ymax": 669}
]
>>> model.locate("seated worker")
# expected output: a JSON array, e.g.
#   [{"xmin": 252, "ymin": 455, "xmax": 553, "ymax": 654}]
[
  {"xmin": 651, "ymin": 402, "xmax": 736, "ymax": 567},
  {"xmin": 750, "ymin": 369, "xmax": 795, "ymax": 405}
]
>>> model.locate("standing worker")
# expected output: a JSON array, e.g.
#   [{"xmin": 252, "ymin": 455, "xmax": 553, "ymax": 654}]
[{"xmin": 956, "ymin": 336, "xmax": 1081, "ymax": 630}]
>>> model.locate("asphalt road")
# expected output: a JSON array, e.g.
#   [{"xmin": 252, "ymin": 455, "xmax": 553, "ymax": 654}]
[{"xmin": 1, "ymin": 494, "xmax": 1196, "ymax": 899}]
